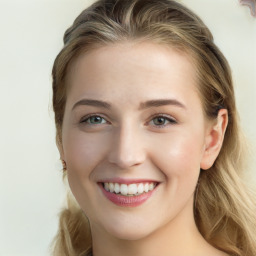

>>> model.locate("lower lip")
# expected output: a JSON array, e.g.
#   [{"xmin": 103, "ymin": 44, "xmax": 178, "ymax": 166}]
[{"xmin": 99, "ymin": 183, "xmax": 158, "ymax": 207}]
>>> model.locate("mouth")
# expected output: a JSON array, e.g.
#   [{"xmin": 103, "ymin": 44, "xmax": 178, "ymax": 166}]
[
  {"xmin": 101, "ymin": 181, "xmax": 158, "ymax": 196},
  {"xmin": 98, "ymin": 181, "xmax": 160, "ymax": 207}
]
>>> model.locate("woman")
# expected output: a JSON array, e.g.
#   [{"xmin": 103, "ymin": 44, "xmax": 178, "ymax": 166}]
[{"xmin": 51, "ymin": 0, "xmax": 256, "ymax": 255}]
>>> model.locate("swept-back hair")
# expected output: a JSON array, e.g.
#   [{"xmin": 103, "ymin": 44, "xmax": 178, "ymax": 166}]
[{"xmin": 51, "ymin": 0, "xmax": 256, "ymax": 255}]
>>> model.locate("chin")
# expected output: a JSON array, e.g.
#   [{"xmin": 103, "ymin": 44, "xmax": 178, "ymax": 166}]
[
  {"xmin": 106, "ymin": 226, "xmax": 151, "ymax": 241},
  {"xmin": 100, "ymin": 217, "xmax": 154, "ymax": 241}
]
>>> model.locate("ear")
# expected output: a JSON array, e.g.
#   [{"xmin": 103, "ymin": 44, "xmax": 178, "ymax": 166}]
[
  {"xmin": 58, "ymin": 143, "xmax": 65, "ymax": 160},
  {"xmin": 200, "ymin": 109, "xmax": 228, "ymax": 170},
  {"xmin": 58, "ymin": 142, "xmax": 67, "ymax": 170},
  {"xmin": 57, "ymin": 138, "xmax": 66, "ymax": 162}
]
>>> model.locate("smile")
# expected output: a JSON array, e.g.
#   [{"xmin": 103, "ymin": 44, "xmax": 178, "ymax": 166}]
[
  {"xmin": 99, "ymin": 181, "xmax": 159, "ymax": 207},
  {"xmin": 103, "ymin": 182, "xmax": 157, "ymax": 196}
]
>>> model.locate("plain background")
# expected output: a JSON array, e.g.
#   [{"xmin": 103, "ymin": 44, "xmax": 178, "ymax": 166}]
[{"xmin": 0, "ymin": 0, "xmax": 255, "ymax": 255}]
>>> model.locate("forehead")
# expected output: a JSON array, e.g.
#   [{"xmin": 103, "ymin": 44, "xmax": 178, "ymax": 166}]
[{"xmin": 65, "ymin": 41, "xmax": 200, "ymax": 108}]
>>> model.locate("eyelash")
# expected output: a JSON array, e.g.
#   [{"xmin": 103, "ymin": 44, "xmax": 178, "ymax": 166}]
[
  {"xmin": 149, "ymin": 114, "xmax": 177, "ymax": 128},
  {"xmin": 80, "ymin": 113, "xmax": 177, "ymax": 128},
  {"xmin": 80, "ymin": 114, "xmax": 109, "ymax": 126}
]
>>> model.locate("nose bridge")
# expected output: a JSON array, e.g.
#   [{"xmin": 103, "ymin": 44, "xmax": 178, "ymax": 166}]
[{"xmin": 108, "ymin": 122, "xmax": 146, "ymax": 169}]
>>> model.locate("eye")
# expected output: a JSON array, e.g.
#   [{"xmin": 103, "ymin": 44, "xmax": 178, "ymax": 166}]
[
  {"xmin": 81, "ymin": 115, "xmax": 107, "ymax": 125},
  {"xmin": 149, "ymin": 115, "xmax": 177, "ymax": 128}
]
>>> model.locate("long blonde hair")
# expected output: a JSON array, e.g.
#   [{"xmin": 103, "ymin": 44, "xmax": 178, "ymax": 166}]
[{"xmin": 51, "ymin": 0, "xmax": 256, "ymax": 255}]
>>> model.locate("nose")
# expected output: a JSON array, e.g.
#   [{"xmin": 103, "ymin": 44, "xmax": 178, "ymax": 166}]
[{"xmin": 108, "ymin": 125, "xmax": 146, "ymax": 169}]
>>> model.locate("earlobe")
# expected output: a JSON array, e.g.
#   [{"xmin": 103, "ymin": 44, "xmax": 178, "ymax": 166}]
[{"xmin": 200, "ymin": 109, "xmax": 228, "ymax": 170}]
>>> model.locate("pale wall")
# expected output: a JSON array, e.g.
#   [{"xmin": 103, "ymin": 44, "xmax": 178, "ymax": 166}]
[{"xmin": 0, "ymin": 0, "xmax": 255, "ymax": 255}]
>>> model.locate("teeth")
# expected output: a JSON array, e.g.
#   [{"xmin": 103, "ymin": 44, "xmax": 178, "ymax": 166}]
[
  {"xmin": 109, "ymin": 183, "xmax": 114, "ymax": 193},
  {"xmin": 104, "ymin": 183, "xmax": 109, "ymax": 191},
  {"xmin": 103, "ymin": 182, "xmax": 157, "ymax": 196},
  {"xmin": 137, "ymin": 183, "xmax": 144, "ymax": 194},
  {"xmin": 128, "ymin": 184, "xmax": 137, "ymax": 195},
  {"xmin": 114, "ymin": 183, "xmax": 120, "ymax": 194},
  {"xmin": 120, "ymin": 184, "xmax": 128, "ymax": 195},
  {"xmin": 144, "ymin": 183, "xmax": 149, "ymax": 193}
]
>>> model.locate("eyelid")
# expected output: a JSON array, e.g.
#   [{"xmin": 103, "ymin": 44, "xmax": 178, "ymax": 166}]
[
  {"xmin": 80, "ymin": 113, "xmax": 109, "ymax": 124},
  {"xmin": 147, "ymin": 113, "xmax": 177, "ymax": 128},
  {"xmin": 79, "ymin": 112, "xmax": 177, "ymax": 127}
]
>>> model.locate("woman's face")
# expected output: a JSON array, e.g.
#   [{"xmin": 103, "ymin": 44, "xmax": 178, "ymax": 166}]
[{"xmin": 61, "ymin": 42, "xmax": 215, "ymax": 240}]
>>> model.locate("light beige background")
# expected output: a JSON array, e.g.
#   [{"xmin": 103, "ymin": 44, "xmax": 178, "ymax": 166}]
[{"xmin": 0, "ymin": 0, "xmax": 255, "ymax": 255}]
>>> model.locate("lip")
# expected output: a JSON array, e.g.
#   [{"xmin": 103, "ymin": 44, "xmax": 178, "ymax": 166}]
[{"xmin": 98, "ymin": 182, "xmax": 159, "ymax": 207}]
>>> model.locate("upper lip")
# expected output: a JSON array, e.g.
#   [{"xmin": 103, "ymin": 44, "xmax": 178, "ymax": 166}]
[{"xmin": 98, "ymin": 178, "xmax": 161, "ymax": 185}]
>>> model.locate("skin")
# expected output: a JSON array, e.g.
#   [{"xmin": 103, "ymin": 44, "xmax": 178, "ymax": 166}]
[{"xmin": 60, "ymin": 42, "xmax": 228, "ymax": 256}]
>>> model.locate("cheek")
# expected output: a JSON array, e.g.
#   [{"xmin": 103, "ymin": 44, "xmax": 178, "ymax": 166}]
[
  {"xmin": 149, "ymin": 133, "xmax": 203, "ymax": 213},
  {"xmin": 63, "ymin": 131, "xmax": 110, "ymax": 215},
  {"xmin": 63, "ymin": 131, "xmax": 109, "ymax": 179},
  {"xmin": 149, "ymin": 129, "xmax": 204, "ymax": 181}
]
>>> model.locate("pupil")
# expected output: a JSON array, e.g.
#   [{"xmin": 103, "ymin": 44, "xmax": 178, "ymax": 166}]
[
  {"xmin": 90, "ymin": 116, "xmax": 102, "ymax": 123},
  {"xmin": 154, "ymin": 117, "xmax": 165, "ymax": 125}
]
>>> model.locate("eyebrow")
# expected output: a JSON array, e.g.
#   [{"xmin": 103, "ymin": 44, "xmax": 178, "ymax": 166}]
[
  {"xmin": 72, "ymin": 98, "xmax": 186, "ymax": 111},
  {"xmin": 72, "ymin": 99, "xmax": 111, "ymax": 110},
  {"xmin": 139, "ymin": 99, "xmax": 186, "ymax": 110}
]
